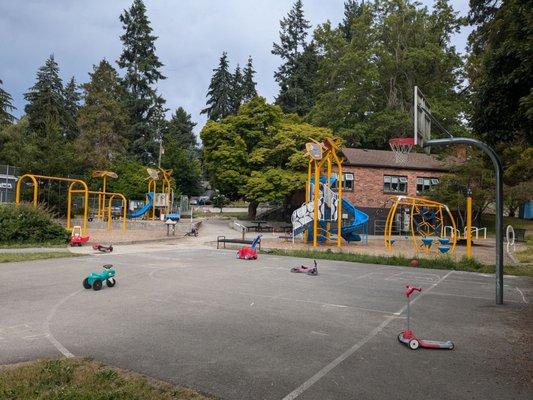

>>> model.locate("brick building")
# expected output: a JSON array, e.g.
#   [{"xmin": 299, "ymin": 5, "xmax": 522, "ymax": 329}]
[{"xmin": 334, "ymin": 148, "xmax": 456, "ymax": 234}]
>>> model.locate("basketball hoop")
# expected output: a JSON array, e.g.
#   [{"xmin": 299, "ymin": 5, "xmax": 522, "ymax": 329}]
[{"xmin": 389, "ymin": 137, "xmax": 415, "ymax": 165}]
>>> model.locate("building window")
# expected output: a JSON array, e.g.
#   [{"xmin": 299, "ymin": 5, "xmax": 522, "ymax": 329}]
[
  {"xmin": 416, "ymin": 177, "xmax": 439, "ymax": 194},
  {"xmin": 331, "ymin": 173, "xmax": 354, "ymax": 191},
  {"xmin": 384, "ymin": 175, "xmax": 407, "ymax": 193}
]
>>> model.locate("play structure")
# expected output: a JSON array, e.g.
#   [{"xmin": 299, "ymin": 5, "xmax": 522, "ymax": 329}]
[
  {"xmin": 82, "ymin": 264, "xmax": 116, "ymax": 291},
  {"xmin": 291, "ymin": 138, "xmax": 369, "ymax": 247},
  {"xmin": 398, "ymin": 285, "xmax": 454, "ymax": 350},
  {"xmin": 384, "ymin": 196, "xmax": 457, "ymax": 254},
  {"xmin": 127, "ymin": 168, "xmax": 179, "ymax": 221},
  {"xmin": 16, "ymin": 167, "xmax": 181, "ymax": 236}
]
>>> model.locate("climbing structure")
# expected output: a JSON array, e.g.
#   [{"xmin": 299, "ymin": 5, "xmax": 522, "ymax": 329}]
[{"xmin": 384, "ymin": 196, "xmax": 457, "ymax": 254}]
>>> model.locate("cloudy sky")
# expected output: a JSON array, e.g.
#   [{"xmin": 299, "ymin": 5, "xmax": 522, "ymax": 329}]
[{"xmin": 0, "ymin": 0, "xmax": 472, "ymax": 134}]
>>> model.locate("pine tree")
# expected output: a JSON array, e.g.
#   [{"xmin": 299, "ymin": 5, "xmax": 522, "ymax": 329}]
[
  {"xmin": 161, "ymin": 107, "xmax": 201, "ymax": 195},
  {"xmin": 231, "ymin": 64, "xmax": 243, "ymax": 113},
  {"xmin": 241, "ymin": 56, "xmax": 258, "ymax": 103},
  {"xmin": 24, "ymin": 55, "xmax": 65, "ymax": 137},
  {"xmin": 76, "ymin": 60, "xmax": 130, "ymax": 170},
  {"xmin": 271, "ymin": 0, "xmax": 315, "ymax": 115},
  {"xmin": 0, "ymin": 79, "xmax": 16, "ymax": 128},
  {"xmin": 165, "ymin": 107, "xmax": 197, "ymax": 150},
  {"xmin": 340, "ymin": 0, "xmax": 362, "ymax": 41},
  {"xmin": 63, "ymin": 77, "xmax": 81, "ymax": 140},
  {"xmin": 117, "ymin": 0, "xmax": 166, "ymax": 164},
  {"xmin": 201, "ymin": 52, "xmax": 234, "ymax": 121},
  {"xmin": 23, "ymin": 55, "xmax": 77, "ymax": 176}
]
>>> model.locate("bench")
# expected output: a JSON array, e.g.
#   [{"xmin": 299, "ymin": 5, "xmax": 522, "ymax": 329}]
[
  {"xmin": 217, "ymin": 236, "xmax": 261, "ymax": 250},
  {"xmin": 514, "ymin": 228, "xmax": 527, "ymax": 243}
]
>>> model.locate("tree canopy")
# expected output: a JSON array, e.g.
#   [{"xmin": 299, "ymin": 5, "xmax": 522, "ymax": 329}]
[{"xmin": 200, "ymin": 97, "xmax": 334, "ymax": 218}]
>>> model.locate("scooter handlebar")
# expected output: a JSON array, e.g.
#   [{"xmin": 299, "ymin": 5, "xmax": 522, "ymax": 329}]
[{"xmin": 405, "ymin": 285, "xmax": 422, "ymax": 298}]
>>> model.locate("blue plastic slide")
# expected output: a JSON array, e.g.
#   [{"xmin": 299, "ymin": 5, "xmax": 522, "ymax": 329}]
[{"xmin": 127, "ymin": 192, "xmax": 154, "ymax": 218}]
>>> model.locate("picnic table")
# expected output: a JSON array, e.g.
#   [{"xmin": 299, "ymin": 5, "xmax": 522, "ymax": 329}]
[{"xmin": 249, "ymin": 220, "xmax": 270, "ymax": 232}]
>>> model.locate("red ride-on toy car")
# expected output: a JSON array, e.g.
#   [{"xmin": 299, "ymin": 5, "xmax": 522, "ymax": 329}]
[
  {"xmin": 70, "ymin": 225, "xmax": 90, "ymax": 247},
  {"xmin": 92, "ymin": 243, "xmax": 113, "ymax": 253},
  {"xmin": 237, "ymin": 235, "xmax": 262, "ymax": 260}
]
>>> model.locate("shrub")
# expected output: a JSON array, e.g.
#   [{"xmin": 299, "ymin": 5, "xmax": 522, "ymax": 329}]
[{"xmin": 0, "ymin": 203, "xmax": 69, "ymax": 245}]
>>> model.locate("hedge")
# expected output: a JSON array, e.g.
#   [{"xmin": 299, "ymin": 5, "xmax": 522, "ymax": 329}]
[{"xmin": 0, "ymin": 203, "xmax": 69, "ymax": 245}]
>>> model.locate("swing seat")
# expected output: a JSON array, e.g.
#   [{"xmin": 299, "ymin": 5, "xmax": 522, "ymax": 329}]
[
  {"xmin": 438, "ymin": 246, "xmax": 450, "ymax": 254},
  {"xmin": 438, "ymin": 238, "xmax": 450, "ymax": 245},
  {"xmin": 421, "ymin": 238, "xmax": 434, "ymax": 247}
]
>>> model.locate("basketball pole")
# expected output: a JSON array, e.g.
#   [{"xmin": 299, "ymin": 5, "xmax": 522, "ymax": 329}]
[{"xmin": 424, "ymin": 137, "xmax": 504, "ymax": 305}]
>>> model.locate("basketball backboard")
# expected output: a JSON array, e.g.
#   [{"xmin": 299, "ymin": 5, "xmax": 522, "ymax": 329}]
[{"xmin": 414, "ymin": 86, "xmax": 431, "ymax": 153}]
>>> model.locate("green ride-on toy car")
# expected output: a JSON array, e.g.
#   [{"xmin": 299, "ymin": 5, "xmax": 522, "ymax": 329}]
[{"xmin": 83, "ymin": 264, "xmax": 116, "ymax": 291}]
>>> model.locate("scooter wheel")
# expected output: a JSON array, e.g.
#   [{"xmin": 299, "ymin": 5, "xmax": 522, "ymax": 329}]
[
  {"xmin": 106, "ymin": 278, "xmax": 116, "ymax": 287},
  {"xmin": 92, "ymin": 279, "xmax": 103, "ymax": 291},
  {"xmin": 409, "ymin": 339, "xmax": 420, "ymax": 350},
  {"xmin": 82, "ymin": 278, "xmax": 91, "ymax": 289}
]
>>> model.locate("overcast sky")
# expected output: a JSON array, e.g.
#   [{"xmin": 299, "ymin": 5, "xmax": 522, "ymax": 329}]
[{"xmin": 0, "ymin": 0, "xmax": 472, "ymax": 134}]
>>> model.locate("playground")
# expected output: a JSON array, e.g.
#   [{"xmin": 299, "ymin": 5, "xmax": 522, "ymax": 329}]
[{"xmin": 0, "ymin": 242, "xmax": 530, "ymax": 400}]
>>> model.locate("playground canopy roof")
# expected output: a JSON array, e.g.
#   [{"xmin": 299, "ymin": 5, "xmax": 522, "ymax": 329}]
[{"xmin": 341, "ymin": 148, "xmax": 461, "ymax": 171}]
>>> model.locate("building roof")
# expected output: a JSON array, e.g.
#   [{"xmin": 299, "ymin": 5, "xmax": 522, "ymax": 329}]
[{"xmin": 341, "ymin": 148, "xmax": 454, "ymax": 172}]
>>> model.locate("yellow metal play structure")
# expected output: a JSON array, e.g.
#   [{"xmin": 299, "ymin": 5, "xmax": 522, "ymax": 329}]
[
  {"xmin": 305, "ymin": 138, "xmax": 344, "ymax": 248},
  {"xmin": 384, "ymin": 196, "xmax": 457, "ymax": 254},
  {"xmin": 15, "ymin": 173, "xmax": 129, "ymax": 234},
  {"xmin": 92, "ymin": 170, "xmax": 118, "ymax": 221},
  {"xmin": 16, "ymin": 174, "xmax": 90, "ymax": 234},
  {"xmin": 145, "ymin": 167, "xmax": 173, "ymax": 220}
]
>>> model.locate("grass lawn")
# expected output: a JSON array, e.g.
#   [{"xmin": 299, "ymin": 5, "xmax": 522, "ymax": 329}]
[
  {"xmin": 481, "ymin": 214, "xmax": 533, "ymax": 235},
  {"xmin": 0, "ymin": 358, "xmax": 213, "ymax": 400},
  {"xmin": 193, "ymin": 211, "xmax": 249, "ymax": 220},
  {"xmin": 0, "ymin": 252, "xmax": 84, "ymax": 263},
  {"xmin": 0, "ymin": 243, "xmax": 67, "ymax": 249},
  {"xmin": 265, "ymin": 248, "xmax": 533, "ymax": 277}
]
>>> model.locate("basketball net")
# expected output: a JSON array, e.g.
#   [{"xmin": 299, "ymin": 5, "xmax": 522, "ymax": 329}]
[{"xmin": 389, "ymin": 138, "xmax": 415, "ymax": 165}]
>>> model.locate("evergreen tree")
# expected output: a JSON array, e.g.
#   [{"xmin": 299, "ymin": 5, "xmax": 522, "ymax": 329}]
[
  {"xmin": 231, "ymin": 64, "xmax": 243, "ymax": 113},
  {"xmin": 0, "ymin": 79, "xmax": 16, "ymax": 128},
  {"xmin": 161, "ymin": 107, "xmax": 201, "ymax": 195},
  {"xmin": 241, "ymin": 56, "xmax": 258, "ymax": 102},
  {"xmin": 76, "ymin": 60, "xmax": 130, "ymax": 170},
  {"xmin": 165, "ymin": 107, "xmax": 197, "ymax": 149},
  {"xmin": 117, "ymin": 0, "xmax": 166, "ymax": 164},
  {"xmin": 63, "ymin": 77, "xmax": 81, "ymax": 140},
  {"xmin": 23, "ymin": 55, "xmax": 77, "ymax": 176},
  {"xmin": 272, "ymin": 0, "xmax": 315, "ymax": 115},
  {"xmin": 24, "ymin": 54, "xmax": 65, "ymax": 137},
  {"xmin": 201, "ymin": 52, "xmax": 234, "ymax": 121},
  {"xmin": 340, "ymin": 0, "xmax": 362, "ymax": 41}
]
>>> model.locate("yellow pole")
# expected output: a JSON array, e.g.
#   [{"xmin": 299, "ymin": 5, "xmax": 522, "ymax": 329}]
[
  {"xmin": 67, "ymin": 183, "xmax": 72, "ymax": 230},
  {"xmin": 466, "ymin": 191, "xmax": 473, "ymax": 258},
  {"xmin": 313, "ymin": 162, "xmax": 320, "ymax": 247},
  {"xmin": 304, "ymin": 160, "xmax": 312, "ymax": 244}
]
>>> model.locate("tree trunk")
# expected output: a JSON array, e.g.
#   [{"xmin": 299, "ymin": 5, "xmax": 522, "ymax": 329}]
[{"xmin": 248, "ymin": 201, "xmax": 258, "ymax": 220}]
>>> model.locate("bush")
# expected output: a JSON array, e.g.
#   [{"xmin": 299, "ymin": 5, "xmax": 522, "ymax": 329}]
[{"xmin": 0, "ymin": 203, "xmax": 69, "ymax": 245}]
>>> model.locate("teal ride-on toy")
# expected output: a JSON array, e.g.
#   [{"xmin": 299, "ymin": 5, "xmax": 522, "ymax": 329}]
[{"xmin": 83, "ymin": 264, "xmax": 116, "ymax": 291}]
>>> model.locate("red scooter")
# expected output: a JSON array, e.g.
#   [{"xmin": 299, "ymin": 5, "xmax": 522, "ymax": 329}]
[
  {"xmin": 398, "ymin": 285, "xmax": 454, "ymax": 350},
  {"xmin": 92, "ymin": 243, "xmax": 113, "ymax": 253},
  {"xmin": 290, "ymin": 260, "xmax": 318, "ymax": 275}
]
